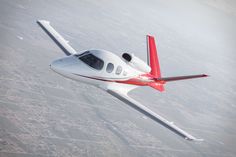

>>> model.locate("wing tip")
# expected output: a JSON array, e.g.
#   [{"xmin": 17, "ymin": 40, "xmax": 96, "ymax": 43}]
[{"xmin": 37, "ymin": 19, "xmax": 50, "ymax": 25}]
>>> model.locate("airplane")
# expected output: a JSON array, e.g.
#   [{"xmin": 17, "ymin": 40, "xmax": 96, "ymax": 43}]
[{"xmin": 37, "ymin": 20, "xmax": 208, "ymax": 141}]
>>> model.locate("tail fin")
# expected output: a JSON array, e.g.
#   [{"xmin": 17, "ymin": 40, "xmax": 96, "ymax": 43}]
[
  {"xmin": 147, "ymin": 35, "xmax": 164, "ymax": 92},
  {"xmin": 146, "ymin": 35, "xmax": 208, "ymax": 92},
  {"xmin": 146, "ymin": 35, "xmax": 161, "ymax": 78},
  {"xmin": 150, "ymin": 74, "xmax": 208, "ymax": 92},
  {"xmin": 156, "ymin": 74, "xmax": 208, "ymax": 82}
]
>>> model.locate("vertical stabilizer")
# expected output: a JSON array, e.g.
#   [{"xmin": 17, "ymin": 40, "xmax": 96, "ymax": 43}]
[{"xmin": 146, "ymin": 35, "xmax": 161, "ymax": 78}]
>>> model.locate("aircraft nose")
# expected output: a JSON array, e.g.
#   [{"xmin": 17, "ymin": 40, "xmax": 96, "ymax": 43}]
[
  {"xmin": 50, "ymin": 59, "xmax": 65, "ymax": 71},
  {"xmin": 50, "ymin": 56, "xmax": 76, "ymax": 72}
]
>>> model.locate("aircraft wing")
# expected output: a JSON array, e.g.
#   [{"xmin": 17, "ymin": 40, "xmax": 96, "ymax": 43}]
[
  {"xmin": 37, "ymin": 20, "xmax": 77, "ymax": 56},
  {"xmin": 105, "ymin": 83, "xmax": 203, "ymax": 141}
]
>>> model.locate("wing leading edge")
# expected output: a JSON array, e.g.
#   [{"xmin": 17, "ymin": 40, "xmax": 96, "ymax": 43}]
[
  {"xmin": 105, "ymin": 84, "xmax": 203, "ymax": 141},
  {"xmin": 37, "ymin": 20, "xmax": 77, "ymax": 56}
]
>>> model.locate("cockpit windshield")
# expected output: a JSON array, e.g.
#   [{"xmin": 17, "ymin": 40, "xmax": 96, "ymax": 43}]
[
  {"xmin": 74, "ymin": 51, "xmax": 90, "ymax": 58},
  {"xmin": 79, "ymin": 52, "xmax": 104, "ymax": 70}
]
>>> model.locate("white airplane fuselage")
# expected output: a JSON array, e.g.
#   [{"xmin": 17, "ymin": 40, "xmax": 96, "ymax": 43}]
[{"xmin": 50, "ymin": 49, "xmax": 146, "ymax": 89}]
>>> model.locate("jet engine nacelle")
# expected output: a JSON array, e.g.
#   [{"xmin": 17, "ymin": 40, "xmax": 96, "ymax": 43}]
[{"xmin": 122, "ymin": 53, "xmax": 151, "ymax": 73}]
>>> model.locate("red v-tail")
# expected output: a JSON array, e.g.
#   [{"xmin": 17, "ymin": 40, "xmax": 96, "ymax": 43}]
[
  {"xmin": 146, "ymin": 35, "xmax": 207, "ymax": 92},
  {"xmin": 147, "ymin": 35, "xmax": 164, "ymax": 92},
  {"xmin": 146, "ymin": 35, "xmax": 161, "ymax": 78}
]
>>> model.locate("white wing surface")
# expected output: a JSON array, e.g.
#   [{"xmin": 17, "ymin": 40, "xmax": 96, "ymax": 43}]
[
  {"xmin": 37, "ymin": 20, "xmax": 77, "ymax": 55},
  {"xmin": 105, "ymin": 83, "xmax": 203, "ymax": 141}
]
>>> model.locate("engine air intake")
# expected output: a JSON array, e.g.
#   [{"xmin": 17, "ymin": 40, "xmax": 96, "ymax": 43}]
[{"xmin": 122, "ymin": 53, "xmax": 132, "ymax": 62}]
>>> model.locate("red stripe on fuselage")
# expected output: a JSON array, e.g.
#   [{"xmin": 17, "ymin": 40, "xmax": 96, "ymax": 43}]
[{"xmin": 73, "ymin": 73, "xmax": 164, "ymax": 86}]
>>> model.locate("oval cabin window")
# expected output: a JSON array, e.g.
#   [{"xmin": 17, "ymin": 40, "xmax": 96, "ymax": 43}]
[
  {"xmin": 116, "ymin": 66, "xmax": 122, "ymax": 75},
  {"xmin": 106, "ymin": 63, "xmax": 114, "ymax": 73}
]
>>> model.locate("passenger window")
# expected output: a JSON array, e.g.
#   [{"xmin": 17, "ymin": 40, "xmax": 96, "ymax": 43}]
[
  {"xmin": 123, "ymin": 71, "xmax": 127, "ymax": 76},
  {"xmin": 115, "ymin": 66, "xmax": 122, "ymax": 75},
  {"xmin": 106, "ymin": 63, "xmax": 114, "ymax": 73}
]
